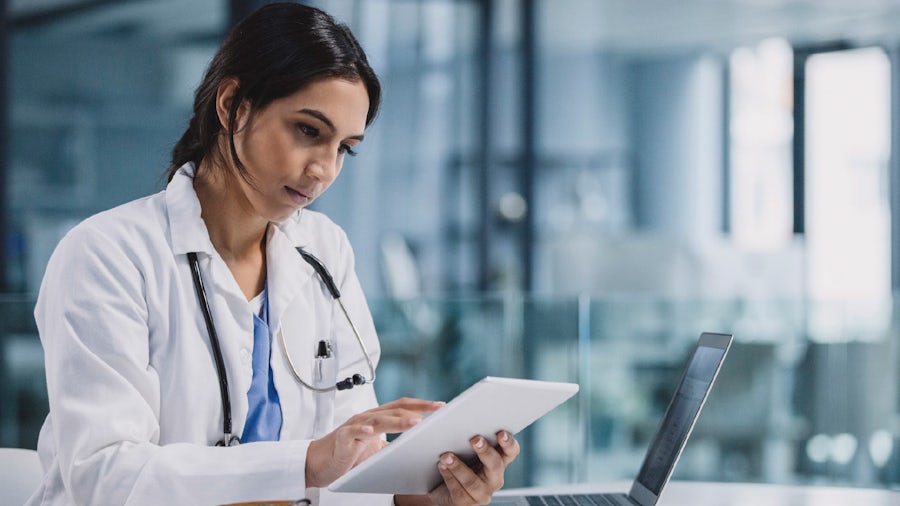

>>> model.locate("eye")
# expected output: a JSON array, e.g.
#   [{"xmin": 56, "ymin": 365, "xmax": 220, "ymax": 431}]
[
  {"xmin": 297, "ymin": 123, "xmax": 319, "ymax": 137},
  {"xmin": 339, "ymin": 144, "xmax": 358, "ymax": 157}
]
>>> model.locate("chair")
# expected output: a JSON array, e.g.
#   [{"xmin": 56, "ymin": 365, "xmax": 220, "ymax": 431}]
[{"xmin": 0, "ymin": 448, "xmax": 42, "ymax": 505}]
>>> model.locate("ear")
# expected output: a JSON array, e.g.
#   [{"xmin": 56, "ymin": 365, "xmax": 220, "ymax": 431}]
[{"xmin": 215, "ymin": 77, "xmax": 251, "ymax": 132}]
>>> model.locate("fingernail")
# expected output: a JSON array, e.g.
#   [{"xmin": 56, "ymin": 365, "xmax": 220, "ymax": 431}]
[
  {"xmin": 500, "ymin": 431, "xmax": 509, "ymax": 442},
  {"xmin": 473, "ymin": 437, "xmax": 485, "ymax": 449},
  {"xmin": 442, "ymin": 454, "xmax": 454, "ymax": 465}
]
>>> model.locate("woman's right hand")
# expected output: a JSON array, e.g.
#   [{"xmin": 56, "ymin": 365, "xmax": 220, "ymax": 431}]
[{"xmin": 305, "ymin": 398, "xmax": 444, "ymax": 488}]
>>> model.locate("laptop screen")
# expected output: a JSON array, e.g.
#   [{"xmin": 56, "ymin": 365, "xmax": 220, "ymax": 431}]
[{"xmin": 633, "ymin": 340, "xmax": 728, "ymax": 495}]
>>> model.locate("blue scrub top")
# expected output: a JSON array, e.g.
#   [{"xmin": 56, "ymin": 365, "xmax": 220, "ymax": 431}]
[{"xmin": 241, "ymin": 288, "xmax": 283, "ymax": 443}]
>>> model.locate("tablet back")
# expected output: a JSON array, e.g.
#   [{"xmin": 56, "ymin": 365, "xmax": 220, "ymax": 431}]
[{"xmin": 328, "ymin": 376, "xmax": 579, "ymax": 495}]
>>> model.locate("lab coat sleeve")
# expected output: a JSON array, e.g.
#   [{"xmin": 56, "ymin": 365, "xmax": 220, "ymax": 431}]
[{"xmin": 36, "ymin": 223, "xmax": 310, "ymax": 505}]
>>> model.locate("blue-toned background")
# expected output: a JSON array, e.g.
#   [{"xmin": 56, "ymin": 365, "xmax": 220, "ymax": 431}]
[{"xmin": 3, "ymin": 0, "xmax": 899, "ymax": 492}]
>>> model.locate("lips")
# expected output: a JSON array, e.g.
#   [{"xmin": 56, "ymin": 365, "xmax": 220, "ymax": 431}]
[{"xmin": 285, "ymin": 186, "xmax": 313, "ymax": 206}]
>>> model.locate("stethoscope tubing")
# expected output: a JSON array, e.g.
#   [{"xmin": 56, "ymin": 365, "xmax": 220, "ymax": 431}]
[
  {"xmin": 278, "ymin": 294, "xmax": 377, "ymax": 392},
  {"xmin": 187, "ymin": 252, "xmax": 235, "ymax": 441},
  {"xmin": 188, "ymin": 247, "xmax": 376, "ymax": 446}
]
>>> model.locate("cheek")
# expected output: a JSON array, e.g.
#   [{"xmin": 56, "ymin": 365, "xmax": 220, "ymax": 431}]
[{"xmin": 241, "ymin": 127, "xmax": 297, "ymax": 171}]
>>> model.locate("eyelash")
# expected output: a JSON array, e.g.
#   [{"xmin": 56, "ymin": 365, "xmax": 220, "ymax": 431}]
[
  {"xmin": 297, "ymin": 123, "xmax": 358, "ymax": 157},
  {"xmin": 297, "ymin": 123, "xmax": 319, "ymax": 137}
]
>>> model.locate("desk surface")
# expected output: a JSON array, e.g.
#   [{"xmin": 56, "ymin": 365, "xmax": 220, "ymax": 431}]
[{"xmin": 495, "ymin": 480, "xmax": 899, "ymax": 505}]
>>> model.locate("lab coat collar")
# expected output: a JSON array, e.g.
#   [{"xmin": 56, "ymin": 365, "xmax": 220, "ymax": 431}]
[
  {"xmin": 166, "ymin": 162, "xmax": 216, "ymax": 256},
  {"xmin": 266, "ymin": 215, "xmax": 317, "ymax": 334},
  {"xmin": 165, "ymin": 161, "xmax": 318, "ymax": 327}
]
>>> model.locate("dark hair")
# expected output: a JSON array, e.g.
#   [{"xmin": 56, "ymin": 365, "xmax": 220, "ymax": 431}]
[{"xmin": 166, "ymin": 2, "xmax": 381, "ymax": 181}]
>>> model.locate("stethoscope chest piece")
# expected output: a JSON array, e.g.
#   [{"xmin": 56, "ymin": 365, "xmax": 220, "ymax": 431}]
[{"xmin": 216, "ymin": 434, "xmax": 241, "ymax": 447}]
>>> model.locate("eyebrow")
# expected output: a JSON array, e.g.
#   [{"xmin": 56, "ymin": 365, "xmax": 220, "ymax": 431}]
[{"xmin": 298, "ymin": 108, "xmax": 365, "ymax": 141}]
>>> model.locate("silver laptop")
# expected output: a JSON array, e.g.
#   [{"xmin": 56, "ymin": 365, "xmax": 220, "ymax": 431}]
[{"xmin": 490, "ymin": 332, "xmax": 733, "ymax": 506}]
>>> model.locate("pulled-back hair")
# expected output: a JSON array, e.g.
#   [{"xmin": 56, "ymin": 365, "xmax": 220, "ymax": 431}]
[{"xmin": 166, "ymin": 2, "xmax": 381, "ymax": 181}]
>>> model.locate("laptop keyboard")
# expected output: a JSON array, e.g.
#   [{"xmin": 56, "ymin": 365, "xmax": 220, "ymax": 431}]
[{"xmin": 524, "ymin": 493, "xmax": 634, "ymax": 506}]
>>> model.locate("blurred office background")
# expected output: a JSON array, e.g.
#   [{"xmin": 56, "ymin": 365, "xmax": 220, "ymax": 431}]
[{"xmin": 1, "ymin": 0, "xmax": 899, "ymax": 493}]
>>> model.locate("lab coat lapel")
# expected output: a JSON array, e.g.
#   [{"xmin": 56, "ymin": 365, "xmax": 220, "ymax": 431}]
[
  {"xmin": 266, "ymin": 224, "xmax": 315, "ymax": 331},
  {"xmin": 165, "ymin": 163, "xmax": 254, "ymax": 437},
  {"xmin": 267, "ymin": 224, "xmax": 327, "ymax": 438},
  {"xmin": 166, "ymin": 162, "xmax": 215, "ymax": 256},
  {"xmin": 201, "ymin": 252, "xmax": 255, "ymax": 438}
]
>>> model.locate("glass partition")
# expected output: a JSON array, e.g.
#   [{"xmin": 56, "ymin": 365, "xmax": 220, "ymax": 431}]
[
  {"xmin": 370, "ymin": 294, "xmax": 900, "ymax": 489},
  {"xmin": 8, "ymin": 294, "xmax": 895, "ymax": 489}
]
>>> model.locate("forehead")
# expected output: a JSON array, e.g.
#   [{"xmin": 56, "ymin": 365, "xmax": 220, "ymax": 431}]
[{"xmin": 273, "ymin": 78, "xmax": 369, "ymax": 134}]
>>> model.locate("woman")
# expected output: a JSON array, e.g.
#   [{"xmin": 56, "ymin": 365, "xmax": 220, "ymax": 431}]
[{"xmin": 28, "ymin": 4, "xmax": 518, "ymax": 505}]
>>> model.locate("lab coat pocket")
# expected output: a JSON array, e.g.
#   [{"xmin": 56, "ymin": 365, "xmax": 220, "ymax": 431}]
[{"xmin": 311, "ymin": 345, "xmax": 337, "ymax": 437}]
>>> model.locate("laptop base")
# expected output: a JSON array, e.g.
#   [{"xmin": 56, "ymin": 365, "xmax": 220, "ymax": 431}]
[{"xmin": 490, "ymin": 493, "xmax": 638, "ymax": 506}]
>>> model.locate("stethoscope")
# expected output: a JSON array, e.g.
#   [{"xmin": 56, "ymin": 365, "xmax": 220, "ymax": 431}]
[{"xmin": 187, "ymin": 247, "xmax": 377, "ymax": 447}]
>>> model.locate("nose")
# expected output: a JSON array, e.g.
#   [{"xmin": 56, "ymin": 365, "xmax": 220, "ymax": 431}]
[{"xmin": 306, "ymin": 146, "xmax": 341, "ymax": 183}]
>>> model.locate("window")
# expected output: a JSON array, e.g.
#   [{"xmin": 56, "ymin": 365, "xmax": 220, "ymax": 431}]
[{"xmin": 729, "ymin": 38, "xmax": 794, "ymax": 251}]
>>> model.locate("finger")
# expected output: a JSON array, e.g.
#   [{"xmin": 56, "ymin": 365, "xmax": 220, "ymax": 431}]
[
  {"xmin": 376, "ymin": 397, "xmax": 446, "ymax": 414},
  {"xmin": 348, "ymin": 402, "xmax": 442, "ymax": 429},
  {"xmin": 439, "ymin": 453, "xmax": 492, "ymax": 505},
  {"xmin": 337, "ymin": 423, "xmax": 375, "ymax": 442},
  {"xmin": 358, "ymin": 411, "xmax": 425, "ymax": 435},
  {"xmin": 496, "ymin": 431, "xmax": 521, "ymax": 465},
  {"xmin": 437, "ymin": 454, "xmax": 479, "ymax": 505},
  {"xmin": 332, "ymin": 424, "xmax": 377, "ymax": 456},
  {"xmin": 469, "ymin": 436, "xmax": 505, "ymax": 489}
]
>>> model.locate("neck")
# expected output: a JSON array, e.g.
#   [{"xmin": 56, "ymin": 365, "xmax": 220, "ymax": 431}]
[
  {"xmin": 194, "ymin": 161, "xmax": 268, "ymax": 300},
  {"xmin": 195, "ymin": 170, "xmax": 267, "ymax": 261}
]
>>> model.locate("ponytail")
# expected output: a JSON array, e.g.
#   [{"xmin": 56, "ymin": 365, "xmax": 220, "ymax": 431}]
[{"xmin": 167, "ymin": 117, "xmax": 202, "ymax": 181}]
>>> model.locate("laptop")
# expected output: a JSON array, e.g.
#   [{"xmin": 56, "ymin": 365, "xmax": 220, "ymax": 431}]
[{"xmin": 489, "ymin": 332, "xmax": 733, "ymax": 506}]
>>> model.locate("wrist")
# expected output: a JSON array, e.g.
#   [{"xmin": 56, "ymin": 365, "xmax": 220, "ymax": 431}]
[
  {"xmin": 305, "ymin": 439, "xmax": 324, "ymax": 488},
  {"xmin": 393, "ymin": 495, "xmax": 433, "ymax": 506}
]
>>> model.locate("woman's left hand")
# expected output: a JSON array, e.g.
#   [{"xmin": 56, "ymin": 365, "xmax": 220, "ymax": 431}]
[{"xmin": 395, "ymin": 430, "xmax": 520, "ymax": 506}]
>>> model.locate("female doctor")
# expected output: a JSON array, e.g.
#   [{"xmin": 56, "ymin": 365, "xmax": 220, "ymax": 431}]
[{"xmin": 28, "ymin": 3, "xmax": 518, "ymax": 505}]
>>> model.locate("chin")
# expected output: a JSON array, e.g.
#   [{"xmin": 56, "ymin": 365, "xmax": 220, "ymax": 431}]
[{"xmin": 269, "ymin": 207, "xmax": 302, "ymax": 223}]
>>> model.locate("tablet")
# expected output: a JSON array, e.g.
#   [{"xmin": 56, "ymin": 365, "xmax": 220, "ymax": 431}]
[{"xmin": 327, "ymin": 376, "xmax": 579, "ymax": 495}]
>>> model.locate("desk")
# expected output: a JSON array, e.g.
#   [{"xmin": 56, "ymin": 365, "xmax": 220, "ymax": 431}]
[
  {"xmin": 222, "ymin": 481, "xmax": 898, "ymax": 506},
  {"xmin": 493, "ymin": 480, "xmax": 899, "ymax": 505}
]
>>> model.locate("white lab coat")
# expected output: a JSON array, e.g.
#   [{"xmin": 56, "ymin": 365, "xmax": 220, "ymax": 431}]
[{"xmin": 28, "ymin": 163, "xmax": 394, "ymax": 506}]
